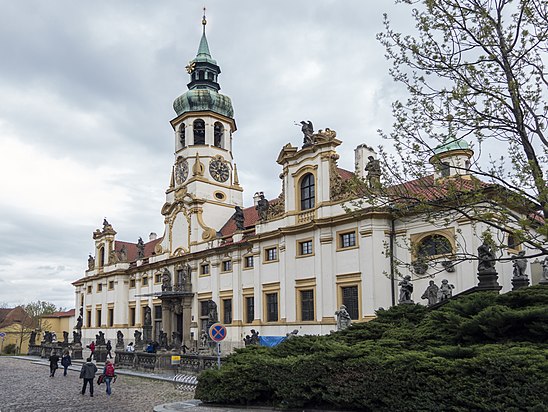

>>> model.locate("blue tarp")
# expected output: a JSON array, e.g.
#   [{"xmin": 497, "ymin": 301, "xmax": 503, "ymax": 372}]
[{"xmin": 259, "ymin": 336, "xmax": 286, "ymax": 347}]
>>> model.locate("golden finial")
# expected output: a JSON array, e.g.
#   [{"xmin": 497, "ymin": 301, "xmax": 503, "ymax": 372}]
[{"xmin": 202, "ymin": 7, "xmax": 207, "ymax": 33}]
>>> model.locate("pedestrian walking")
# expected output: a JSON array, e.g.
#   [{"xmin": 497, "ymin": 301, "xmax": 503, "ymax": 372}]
[
  {"xmin": 106, "ymin": 340, "xmax": 113, "ymax": 359},
  {"xmin": 61, "ymin": 350, "xmax": 72, "ymax": 376},
  {"xmin": 103, "ymin": 360, "xmax": 116, "ymax": 396},
  {"xmin": 88, "ymin": 341, "xmax": 96, "ymax": 360},
  {"xmin": 79, "ymin": 357, "xmax": 98, "ymax": 397},
  {"xmin": 48, "ymin": 351, "xmax": 59, "ymax": 377}
]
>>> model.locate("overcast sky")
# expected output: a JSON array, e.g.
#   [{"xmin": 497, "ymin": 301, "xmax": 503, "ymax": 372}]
[{"xmin": 0, "ymin": 0, "xmax": 414, "ymax": 309}]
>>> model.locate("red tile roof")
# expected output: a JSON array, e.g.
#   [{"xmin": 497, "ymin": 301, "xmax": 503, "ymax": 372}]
[
  {"xmin": 42, "ymin": 309, "xmax": 75, "ymax": 318},
  {"xmin": 114, "ymin": 237, "xmax": 163, "ymax": 262},
  {"xmin": 0, "ymin": 306, "xmax": 35, "ymax": 329},
  {"xmin": 388, "ymin": 175, "xmax": 491, "ymax": 203}
]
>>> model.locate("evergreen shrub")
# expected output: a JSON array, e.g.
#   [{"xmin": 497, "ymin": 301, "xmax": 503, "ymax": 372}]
[{"xmin": 196, "ymin": 287, "xmax": 548, "ymax": 411}]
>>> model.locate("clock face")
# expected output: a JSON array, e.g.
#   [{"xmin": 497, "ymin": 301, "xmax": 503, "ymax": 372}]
[
  {"xmin": 209, "ymin": 158, "xmax": 230, "ymax": 182},
  {"xmin": 175, "ymin": 160, "xmax": 189, "ymax": 185}
]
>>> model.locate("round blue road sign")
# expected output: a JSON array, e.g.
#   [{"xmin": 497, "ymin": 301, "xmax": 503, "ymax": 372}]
[{"xmin": 209, "ymin": 323, "xmax": 227, "ymax": 342}]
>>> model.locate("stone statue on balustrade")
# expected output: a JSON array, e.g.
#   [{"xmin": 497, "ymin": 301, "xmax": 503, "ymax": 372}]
[
  {"xmin": 398, "ymin": 275, "xmax": 414, "ymax": 304},
  {"xmin": 512, "ymin": 251, "xmax": 528, "ymax": 279},
  {"xmin": 159, "ymin": 331, "xmax": 168, "ymax": 350},
  {"xmin": 365, "ymin": 156, "xmax": 382, "ymax": 189},
  {"xmin": 96, "ymin": 331, "xmax": 106, "ymax": 346},
  {"xmin": 477, "ymin": 242, "xmax": 496, "ymax": 272},
  {"xmin": 134, "ymin": 330, "xmax": 143, "ymax": 349},
  {"xmin": 439, "ymin": 279, "xmax": 454, "ymax": 301},
  {"xmin": 542, "ymin": 256, "xmax": 548, "ymax": 284},
  {"xmin": 116, "ymin": 330, "xmax": 124, "ymax": 348},
  {"xmin": 421, "ymin": 280, "xmax": 439, "ymax": 306},
  {"xmin": 72, "ymin": 331, "xmax": 81, "ymax": 345},
  {"xmin": 256, "ymin": 192, "xmax": 270, "ymax": 221},
  {"xmin": 161, "ymin": 269, "xmax": 172, "ymax": 292},
  {"xmin": 335, "ymin": 305, "xmax": 352, "ymax": 330},
  {"xmin": 300, "ymin": 120, "xmax": 314, "ymax": 147},
  {"xmin": 232, "ymin": 206, "xmax": 245, "ymax": 231},
  {"xmin": 63, "ymin": 331, "xmax": 69, "ymax": 344},
  {"xmin": 137, "ymin": 237, "xmax": 145, "ymax": 259}
]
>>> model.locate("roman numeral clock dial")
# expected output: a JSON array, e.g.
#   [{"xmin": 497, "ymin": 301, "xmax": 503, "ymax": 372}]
[{"xmin": 209, "ymin": 157, "xmax": 230, "ymax": 182}]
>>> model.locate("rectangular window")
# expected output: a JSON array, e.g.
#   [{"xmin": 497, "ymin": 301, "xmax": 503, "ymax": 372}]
[
  {"xmin": 298, "ymin": 240, "xmax": 313, "ymax": 256},
  {"xmin": 108, "ymin": 308, "xmax": 114, "ymax": 327},
  {"xmin": 266, "ymin": 292, "xmax": 278, "ymax": 322},
  {"xmin": 245, "ymin": 297, "xmax": 254, "ymax": 324},
  {"xmin": 108, "ymin": 281, "xmax": 114, "ymax": 290},
  {"xmin": 142, "ymin": 277, "xmax": 148, "ymax": 286},
  {"xmin": 300, "ymin": 290, "xmax": 315, "ymax": 321},
  {"xmin": 223, "ymin": 299, "xmax": 232, "ymax": 324},
  {"xmin": 199, "ymin": 300, "xmax": 210, "ymax": 334},
  {"xmin": 339, "ymin": 231, "xmax": 357, "ymax": 249},
  {"xmin": 97, "ymin": 284, "xmax": 103, "ymax": 292},
  {"xmin": 129, "ymin": 279, "xmax": 136, "ymax": 288},
  {"xmin": 154, "ymin": 305, "xmax": 162, "ymax": 341},
  {"xmin": 244, "ymin": 256, "xmax": 254, "ymax": 268},
  {"xmin": 96, "ymin": 309, "xmax": 102, "ymax": 327},
  {"xmin": 265, "ymin": 247, "xmax": 278, "ymax": 262},
  {"xmin": 342, "ymin": 286, "xmax": 359, "ymax": 320},
  {"xmin": 86, "ymin": 310, "xmax": 92, "ymax": 327},
  {"xmin": 201, "ymin": 264, "xmax": 210, "ymax": 275},
  {"xmin": 87, "ymin": 285, "xmax": 92, "ymax": 294},
  {"xmin": 129, "ymin": 307, "xmax": 136, "ymax": 326},
  {"xmin": 155, "ymin": 273, "xmax": 162, "ymax": 284},
  {"xmin": 222, "ymin": 260, "xmax": 232, "ymax": 272}
]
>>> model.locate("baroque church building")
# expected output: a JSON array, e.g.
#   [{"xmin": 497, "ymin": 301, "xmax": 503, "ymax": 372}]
[{"xmin": 73, "ymin": 18, "xmax": 538, "ymax": 350}]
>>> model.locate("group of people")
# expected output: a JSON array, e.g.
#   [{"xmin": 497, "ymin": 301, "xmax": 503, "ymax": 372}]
[{"xmin": 48, "ymin": 348, "xmax": 116, "ymax": 397}]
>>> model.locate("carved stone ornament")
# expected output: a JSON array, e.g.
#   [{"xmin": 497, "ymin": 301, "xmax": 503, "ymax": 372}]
[{"xmin": 412, "ymin": 260, "xmax": 428, "ymax": 275}]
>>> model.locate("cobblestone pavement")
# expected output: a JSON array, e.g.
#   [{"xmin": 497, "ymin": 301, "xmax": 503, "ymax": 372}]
[{"xmin": 0, "ymin": 357, "xmax": 194, "ymax": 412}]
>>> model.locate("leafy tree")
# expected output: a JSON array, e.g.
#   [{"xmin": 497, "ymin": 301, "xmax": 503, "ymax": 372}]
[
  {"xmin": 23, "ymin": 300, "xmax": 60, "ymax": 334},
  {"xmin": 358, "ymin": 0, "xmax": 548, "ymax": 275}
]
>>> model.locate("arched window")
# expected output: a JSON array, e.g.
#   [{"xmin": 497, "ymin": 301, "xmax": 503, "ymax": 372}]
[
  {"xmin": 179, "ymin": 124, "xmax": 185, "ymax": 147},
  {"xmin": 193, "ymin": 119, "xmax": 205, "ymax": 145},
  {"xmin": 98, "ymin": 246, "xmax": 105, "ymax": 267},
  {"xmin": 417, "ymin": 235, "xmax": 452, "ymax": 257},
  {"xmin": 300, "ymin": 173, "xmax": 315, "ymax": 210},
  {"xmin": 214, "ymin": 122, "xmax": 223, "ymax": 148},
  {"xmin": 198, "ymin": 71, "xmax": 205, "ymax": 80}
]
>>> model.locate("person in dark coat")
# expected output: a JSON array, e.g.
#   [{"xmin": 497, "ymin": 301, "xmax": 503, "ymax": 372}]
[
  {"xmin": 106, "ymin": 340, "xmax": 113, "ymax": 359},
  {"xmin": 48, "ymin": 351, "xmax": 60, "ymax": 377},
  {"xmin": 79, "ymin": 357, "xmax": 98, "ymax": 397},
  {"xmin": 61, "ymin": 350, "xmax": 72, "ymax": 376}
]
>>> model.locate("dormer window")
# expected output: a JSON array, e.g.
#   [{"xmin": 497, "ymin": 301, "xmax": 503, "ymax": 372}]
[
  {"xmin": 193, "ymin": 119, "xmax": 205, "ymax": 145},
  {"xmin": 214, "ymin": 122, "xmax": 223, "ymax": 148},
  {"xmin": 300, "ymin": 173, "xmax": 315, "ymax": 210}
]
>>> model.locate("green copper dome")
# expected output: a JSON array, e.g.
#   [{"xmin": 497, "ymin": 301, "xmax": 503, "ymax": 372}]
[
  {"xmin": 172, "ymin": 18, "xmax": 234, "ymax": 119},
  {"xmin": 433, "ymin": 138, "xmax": 471, "ymax": 154},
  {"xmin": 173, "ymin": 89, "xmax": 234, "ymax": 118}
]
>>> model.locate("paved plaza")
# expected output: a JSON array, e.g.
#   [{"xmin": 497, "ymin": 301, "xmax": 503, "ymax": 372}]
[{"xmin": 0, "ymin": 357, "xmax": 193, "ymax": 412}]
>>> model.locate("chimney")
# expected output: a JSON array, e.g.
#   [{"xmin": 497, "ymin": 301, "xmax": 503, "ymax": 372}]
[{"xmin": 149, "ymin": 232, "xmax": 157, "ymax": 241}]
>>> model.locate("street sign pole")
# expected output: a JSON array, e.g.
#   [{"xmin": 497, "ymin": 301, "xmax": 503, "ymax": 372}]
[{"xmin": 208, "ymin": 323, "xmax": 227, "ymax": 369}]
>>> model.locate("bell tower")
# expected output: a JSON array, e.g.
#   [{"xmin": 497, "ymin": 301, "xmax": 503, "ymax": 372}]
[{"xmin": 159, "ymin": 12, "xmax": 243, "ymax": 256}]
